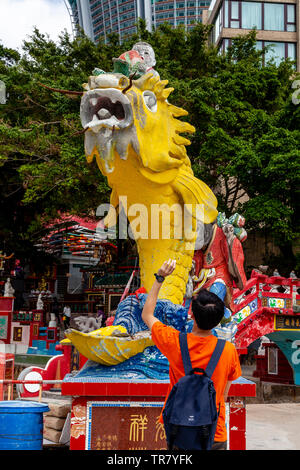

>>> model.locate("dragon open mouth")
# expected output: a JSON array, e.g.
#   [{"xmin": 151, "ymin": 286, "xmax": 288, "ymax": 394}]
[{"xmin": 80, "ymin": 88, "xmax": 133, "ymax": 133}]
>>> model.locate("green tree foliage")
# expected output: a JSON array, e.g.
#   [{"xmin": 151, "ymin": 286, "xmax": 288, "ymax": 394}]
[{"xmin": 0, "ymin": 23, "xmax": 299, "ymax": 270}]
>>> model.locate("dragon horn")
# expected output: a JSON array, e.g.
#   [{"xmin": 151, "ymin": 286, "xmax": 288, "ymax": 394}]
[{"xmin": 38, "ymin": 82, "xmax": 84, "ymax": 96}]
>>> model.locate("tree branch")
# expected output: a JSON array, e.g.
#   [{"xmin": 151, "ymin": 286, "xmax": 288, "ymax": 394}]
[{"xmin": 19, "ymin": 121, "xmax": 62, "ymax": 132}]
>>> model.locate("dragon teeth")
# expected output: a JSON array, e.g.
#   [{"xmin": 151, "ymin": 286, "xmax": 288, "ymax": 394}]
[{"xmin": 98, "ymin": 108, "xmax": 111, "ymax": 119}]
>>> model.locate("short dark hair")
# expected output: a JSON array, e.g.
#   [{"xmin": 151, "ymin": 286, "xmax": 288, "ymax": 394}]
[{"xmin": 191, "ymin": 289, "xmax": 225, "ymax": 330}]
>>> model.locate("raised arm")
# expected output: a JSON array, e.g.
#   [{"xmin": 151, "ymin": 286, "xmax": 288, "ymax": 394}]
[{"xmin": 141, "ymin": 259, "xmax": 176, "ymax": 330}]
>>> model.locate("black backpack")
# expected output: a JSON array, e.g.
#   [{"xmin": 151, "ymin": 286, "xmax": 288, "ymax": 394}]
[{"xmin": 162, "ymin": 333, "xmax": 226, "ymax": 450}]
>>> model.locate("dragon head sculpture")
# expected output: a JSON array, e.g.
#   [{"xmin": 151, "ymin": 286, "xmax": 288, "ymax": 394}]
[{"xmin": 80, "ymin": 53, "xmax": 193, "ymax": 181}]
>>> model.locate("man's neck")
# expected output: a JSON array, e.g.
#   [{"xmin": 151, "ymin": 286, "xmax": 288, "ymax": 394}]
[{"xmin": 191, "ymin": 325, "xmax": 212, "ymax": 338}]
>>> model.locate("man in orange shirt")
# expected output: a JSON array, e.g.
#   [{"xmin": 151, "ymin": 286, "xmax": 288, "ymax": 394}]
[{"xmin": 141, "ymin": 259, "xmax": 241, "ymax": 450}]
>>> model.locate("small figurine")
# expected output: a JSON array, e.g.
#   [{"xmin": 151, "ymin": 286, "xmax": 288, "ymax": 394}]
[
  {"xmin": 48, "ymin": 313, "xmax": 57, "ymax": 328},
  {"xmin": 36, "ymin": 293, "xmax": 44, "ymax": 310},
  {"xmin": 4, "ymin": 277, "xmax": 15, "ymax": 297},
  {"xmin": 290, "ymin": 270, "xmax": 297, "ymax": 279},
  {"xmin": 273, "ymin": 269, "xmax": 280, "ymax": 277},
  {"xmin": 0, "ymin": 252, "xmax": 14, "ymax": 272},
  {"xmin": 74, "ymin": 315, "xmax": 102, "ymax": 333},
  {"xmin": 258, "ymin": 265, "xmax": 269, "ymax": 274},
  {"xmin": 132, "ymin": 42, "xmax": 159, "ymax": 77},
  {"xmin": 105, "ymin": 250, "xmax": 112, "ymax": 264}
]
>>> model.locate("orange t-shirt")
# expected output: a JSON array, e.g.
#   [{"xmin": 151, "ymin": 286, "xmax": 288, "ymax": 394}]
[{"xmin": 151, "ymin": 321, "xmax": 242, "ymax": 442}]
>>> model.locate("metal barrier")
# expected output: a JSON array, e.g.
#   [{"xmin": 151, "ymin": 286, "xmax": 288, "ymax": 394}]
[{"xmin": 0, "ymin": 380, "xmax": 62, "ymax": 402}]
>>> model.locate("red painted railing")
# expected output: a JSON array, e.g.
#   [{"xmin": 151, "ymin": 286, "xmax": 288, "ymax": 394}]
[{"xmin": 232, "ymin": 274, "xmax": 300, "ymax": 349}]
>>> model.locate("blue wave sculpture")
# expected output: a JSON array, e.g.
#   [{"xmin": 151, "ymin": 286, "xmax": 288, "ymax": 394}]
[{"xmin": 113, "ymin": 293, "xmax": 189, "ymax": 334}]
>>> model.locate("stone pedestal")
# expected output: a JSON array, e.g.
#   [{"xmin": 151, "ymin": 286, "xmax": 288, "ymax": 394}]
[{"xmin": 61, "ymin": 372, "xmax": 256, "ymax": 450}]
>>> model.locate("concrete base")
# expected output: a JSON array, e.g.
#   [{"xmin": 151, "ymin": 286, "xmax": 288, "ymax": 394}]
[{"xmin": 243, "ymin": 375, "xmax": 300, "ymax": 404}]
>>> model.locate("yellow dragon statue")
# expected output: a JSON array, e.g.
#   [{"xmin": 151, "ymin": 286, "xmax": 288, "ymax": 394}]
[{"xmin": 80, "ymin": 45, "xmax": 218, "ymax": 306}]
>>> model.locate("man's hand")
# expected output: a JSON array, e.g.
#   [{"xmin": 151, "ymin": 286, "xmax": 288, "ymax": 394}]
[
  {"xmin": 142, "ymin": 259, "xmax": 176, "ymax": 330},
  {"xmin": 157, "ymin": 259, "xmax": 176, "ymax": 278}
]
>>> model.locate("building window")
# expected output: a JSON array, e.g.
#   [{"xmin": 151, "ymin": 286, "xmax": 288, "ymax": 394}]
[
  {"xmin": 222, "ymin": 37, "xmax": 231, "ymax": 53},
  {"xmin": 287, "ymin": 42, "xmax": 296, "ymax": 61},
  {"xmin": 241, "ymin": 1, "xmax": 261, "ymax": 30},
  {"xmin": 256, "ymin": 40, "xmax": 296, "ymax": 66},
  {"xmin": 220, "ymin": 38, "xmax": 296, "ymax": 68},
  {"xmin": 265, "ymin": 41, "xmax": 285, "ymax": 65},
  {"xmin": 224, "ymin": 0, "xmax": 228, "ymax": 27},
  {"xmin": 286, "ymin": 4, "xmax": 296, "ymax": 32},
  {"xmin": 214, "ymin": 8, "xmax": 222, "ymax": 42},
  {"xmin": 264, "ymin": 3, "xmax": 284, "ymax": 31},
  {"xmin": 222, "ymin": 1, "xmax": 296, "ymax": 33},
  {"xmin": 264, "ymin": 41, "xmax": 296, "ymax": 66},
  {"xmin": 230, "ymin": 1, "xmax": 240, "ymax": 28}
]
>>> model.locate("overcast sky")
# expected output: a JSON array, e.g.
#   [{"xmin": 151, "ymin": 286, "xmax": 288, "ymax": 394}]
[{"xmin": 0, "ymin": 0, "xmax": 73, "ymax": 51}]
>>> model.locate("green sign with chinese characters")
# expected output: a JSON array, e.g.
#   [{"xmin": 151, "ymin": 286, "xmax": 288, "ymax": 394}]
[{"xmin": 0, "ymin": 316, "xmax": 8, "ymax": 339}]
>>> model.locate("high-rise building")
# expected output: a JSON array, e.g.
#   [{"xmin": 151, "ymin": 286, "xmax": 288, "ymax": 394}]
[
  {"xmin": 152, "ymin": 0, "xmax": 211, "ymax": 31},
  {"xmin": 203, "ymin": 0, "xmax": 299, "ymax": 71},
  {"xmin": 67, "ymin": 0, "xmax": 212, "ymax": 43}
]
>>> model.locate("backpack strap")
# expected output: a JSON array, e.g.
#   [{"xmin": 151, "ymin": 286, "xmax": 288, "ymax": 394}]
[
  {"xmin": 179, "ymin": 333, "xmax": 226, "ymax": 378},
  {"xmin": 205, "ymin": 339, "xmax": 226, "ymax": 378},
  {"xmin": 179, "ymin": 333, "xmax": 193, "ymax": 375}
]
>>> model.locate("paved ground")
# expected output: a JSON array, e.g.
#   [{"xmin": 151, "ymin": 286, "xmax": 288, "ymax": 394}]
[{"xmin": 245, "ymin": 403, "xmax": 300, "ymax": 450}]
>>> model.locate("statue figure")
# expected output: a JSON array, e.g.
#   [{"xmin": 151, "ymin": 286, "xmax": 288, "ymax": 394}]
[
  {"xmin": 4, "ymin": 277, "xmax": 14, "ymax": 297},
  {"xmin": 74, "ymin": 315, "xmax": 103, "ymax": 333},
  {"xmin": 132, "ymin": 42, "xmax": 159, "ymax": 77},
  {"xmin": 38, "ymin": 277, "xmax": 47, "ymax": 292},
  {"xmin": 36, "ymin": 293, "xmax": 44, "ymax": 310},
  {"xmin": 48, "ymin": 313, "xmax": 57, "ymax": 328},
  {"xmin": 105, "ymin": 249, "xmax": 112, "ymax": 264},
  {"xmin": 0, "ymin": 252, "xmax": 14, "ymax": 271},
  {"xmin": 192, "ymin": 212, "xmax": 247, "ymax": 322}
]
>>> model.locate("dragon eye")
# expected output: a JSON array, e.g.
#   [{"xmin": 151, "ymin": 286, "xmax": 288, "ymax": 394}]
[{"xmin": 143, "ymin": 91, "xmax": 157, "ymax": 112}]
